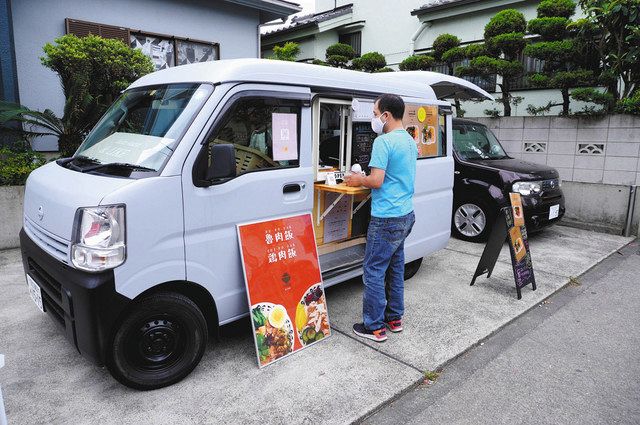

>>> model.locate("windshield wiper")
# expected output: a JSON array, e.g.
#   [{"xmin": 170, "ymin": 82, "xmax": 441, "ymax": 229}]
[{"xmin": 81, "ymin": 162, "xmax": 156, "ymax": 173}]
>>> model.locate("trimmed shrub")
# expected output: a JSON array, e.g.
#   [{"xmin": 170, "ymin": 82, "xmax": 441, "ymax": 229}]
[
  {"xmin": 484, "ymin": 9, "xmax": 527, "ymax": 39},
  {"xmin": 399, "ymin": 55, "xmax": 435, "ymax": 71},
  {"xmin": 0, "ymin": 147, "xmax": 46, "ymax": 186},
  {"xmin": 325, "ymin": 43, "xmax": 356, "ymax": 60},
  {"xmin": 432, "ymin": 34, "xmax": 461, "ymax": 60},
  {"xmin": 538, "ymin": 0, "xmax": 576, "ymax": 19},
  {"xmin": 352, "ymin": 52, "xmax": 386, "ymax": 73}
]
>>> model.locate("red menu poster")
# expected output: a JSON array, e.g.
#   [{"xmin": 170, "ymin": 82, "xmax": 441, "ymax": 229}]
[{"xmin": 237, "ymin": 213, "xmax": 330, "ymax": 368}]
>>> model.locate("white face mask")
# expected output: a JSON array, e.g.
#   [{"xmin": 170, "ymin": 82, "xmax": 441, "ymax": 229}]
[{"xmin": 371, "ymin": 114, "xmax": 386, "ymax": 134}]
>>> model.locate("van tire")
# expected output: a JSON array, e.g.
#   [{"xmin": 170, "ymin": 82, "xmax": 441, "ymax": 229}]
[
  {"xmin": 452, "ymin": 198, "xmax": 494, "ymax": 243},
  {"xmin": 106, "ymin": 292, "xmax": 208, "ymax": 390},
  {"xmin": 404, "ymin": 258, "xmax": 423, "ymax": 280}
]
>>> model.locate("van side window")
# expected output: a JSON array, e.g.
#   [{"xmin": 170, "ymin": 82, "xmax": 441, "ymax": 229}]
[{"xmin": 204, "ymin": 97, "xmax": 301, "ymax": 176}]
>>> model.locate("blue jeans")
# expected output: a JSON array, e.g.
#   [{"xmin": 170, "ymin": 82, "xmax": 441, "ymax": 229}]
[{"xmin": 362, "ymin": 211, "xmax": 416, "ymax": 330}]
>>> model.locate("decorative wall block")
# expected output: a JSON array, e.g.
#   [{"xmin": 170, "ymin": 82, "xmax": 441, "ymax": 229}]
[
  {"xmin": 523, "ymin": 142, "xmax": 547, "ymax": 153},
  {"xmin": 577, "ymin": 143, "xmax": 605, "ymax": 155}
]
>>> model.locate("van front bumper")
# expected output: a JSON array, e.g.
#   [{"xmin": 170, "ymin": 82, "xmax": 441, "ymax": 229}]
[{"xmin": 20, "ymin": 229, "xmax": 129, "ymax": 365}]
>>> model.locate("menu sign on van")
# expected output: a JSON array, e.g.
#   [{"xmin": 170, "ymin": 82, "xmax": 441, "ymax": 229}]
[{"xmin": 237, "ymin": 214, "xmax": 331, "ymax": 367}]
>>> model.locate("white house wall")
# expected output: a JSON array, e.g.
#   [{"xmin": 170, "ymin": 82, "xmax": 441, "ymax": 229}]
[{"xmin": 12, "ymin": 0, "xmax": 261, "ymax": 151}]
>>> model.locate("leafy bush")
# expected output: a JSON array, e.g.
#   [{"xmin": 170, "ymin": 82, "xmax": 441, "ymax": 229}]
[
  {"xmin": 538, "ymin": 0, "xmax": 576, "ymax": 18},
  {"xmin": 1, "ymin": 34, "xmax": 154, "ymax": 156},
  {"xmin": 0, "ymin": 147, "xmax": 45, "ymax": 186},
  {"xmin": 528, "ymin": 17, "xmax": 570, "ymax": 39},
  {"xmin": 312, "ymin": 59, "xmax": 328, "ymax": 66},
  {"xmin": 374, "ymin": 67, "xmax": 395, "ymax": 73},
  {"xmin": 42, "ymin": 34, "xmax": 154, "ymax": 108},
  {"xmin": 464, "ymin": 44, "xmax": 487, "ymax": 58},
  {"xmin": 326, "ymin": 43, "xmax": 356, "ymax": 59},
  {"xmin": 432, "ymin": 34, "xmax": 461, "ymax": 60},
  {"xmin": 616, "ymin": 91, "xmax": 640, "ymax": 115},
  {"xmin": 325, "ymin": 43, "xmax": 355, "ymax": 67},
  {"xmin": 352, "ymin": 52, "xmax": 386, "ymax": 73},
  {"xmin": 486, "ymin": 32, "xmax": 527, "ymax": 57},
  {"xmin": 399, "ymin": 55, "xmax": 435, "ymax": 71},
  {"xmin": 523, "ymin": 40, "xmax": 575, "ymax": 61},
  {"xmin": 271, "ymin": 42, "xmax": 300, "ymax": 61},
  {"xmin": 484, "ymin": 9, "xmax": 527, "ymax": 39}
]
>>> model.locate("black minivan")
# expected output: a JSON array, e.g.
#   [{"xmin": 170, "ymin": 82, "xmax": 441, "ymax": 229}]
[{"xmin": 451, "ymin": 118, "xmax": 565, "ymax": 242}]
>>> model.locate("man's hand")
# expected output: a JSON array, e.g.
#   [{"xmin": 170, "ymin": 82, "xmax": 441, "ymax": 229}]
[
  {"xmin": 344, "ymin": 173, "xmax": 364, "ymax": 187},
  {"xmin": 344, "ymin": 168, "xmax": 385, "ymax": 189}
]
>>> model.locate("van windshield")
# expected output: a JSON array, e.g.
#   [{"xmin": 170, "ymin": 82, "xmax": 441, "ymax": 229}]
[
  {"xmin": 73, "ymin": 83, "xmax": 213, "ymax": 174},
  {"xmin": 453, "ymin": 123, "xmax": 508, "ymax": 160}
]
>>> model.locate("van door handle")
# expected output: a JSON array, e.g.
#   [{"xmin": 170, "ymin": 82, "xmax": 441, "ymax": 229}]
[{"xmin": 283, "ymin": 183, "xmax": 302, "ymax": 193}]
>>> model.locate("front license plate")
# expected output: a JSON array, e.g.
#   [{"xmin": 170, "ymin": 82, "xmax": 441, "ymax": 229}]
[
  {"xmin": 27, "ymin": 275, "xmax": 44, "ymax": 313},
  {"xmin": 549, "ymin": 204, "xmax": 560, "ymax": 220}
]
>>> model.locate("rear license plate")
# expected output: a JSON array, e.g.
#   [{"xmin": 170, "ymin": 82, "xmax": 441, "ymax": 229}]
[
  {"xmin": 549, "ymin": 204, "xmax": 560, "ymax": 220},
  {"xmin": 27, "ymin": 275, "xmax": 44, "ymax": 313}
]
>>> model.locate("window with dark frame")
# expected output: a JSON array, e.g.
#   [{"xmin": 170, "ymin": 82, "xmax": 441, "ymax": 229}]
[
  {"xmin": 205, "ymin": 97, "xmax": 301, "ymax": 178},
  {"xmin": 338, "ymin": 32, "xmax": 361, "ymax": 56},
  {"xmin": 65, "ymin": 18, "xmax": 220, "ymax": 72}
]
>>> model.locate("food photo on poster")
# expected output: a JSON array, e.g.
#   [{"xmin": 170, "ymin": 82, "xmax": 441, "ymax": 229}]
[{"xmin": 237, "ymin": 214, "xmax": 331, "ymax": 367}]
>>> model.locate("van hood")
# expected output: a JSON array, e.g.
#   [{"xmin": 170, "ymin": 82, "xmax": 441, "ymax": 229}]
[
  {"xmin": 470, "ymin": 158, "xmax": 559, "ymax": 181},
  {"xmin": 24, "ymin": 161, "xmax": 136, "ymax": 242}
]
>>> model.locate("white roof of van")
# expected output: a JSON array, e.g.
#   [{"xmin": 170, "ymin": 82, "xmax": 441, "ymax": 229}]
[
  {"xmin": 376, "ymin": 71, "xmax": 494, "ymax": 101},
  {"xmin": 129, "ymin": 59, "xmax": 438, "ymax": 100}
]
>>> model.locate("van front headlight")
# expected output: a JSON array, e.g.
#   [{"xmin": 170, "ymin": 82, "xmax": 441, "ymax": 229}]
[
  {"xmin": 512, "ymin": 181, "xmax": 542, "ymax": 196},
  {"xmin": 71, "ymin": 205, "xmax": 126, "ymax": 272}
]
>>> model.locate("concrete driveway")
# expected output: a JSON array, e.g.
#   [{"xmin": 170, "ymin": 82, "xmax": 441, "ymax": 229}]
[{"xmin": 0, "ymin": 226, "xmax": 633, "ymax": 424}]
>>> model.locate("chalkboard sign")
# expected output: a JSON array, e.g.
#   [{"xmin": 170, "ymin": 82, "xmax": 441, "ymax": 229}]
[
  {"xmin": 471, "ymin": 201, "xmax": 536, "ymax": 299},
  {"xmin": 351, "ymin": 122, "xmax": 376, "ymax": 173}
]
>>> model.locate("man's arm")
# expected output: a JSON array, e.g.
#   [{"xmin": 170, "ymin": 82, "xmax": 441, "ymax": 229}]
[{"xmin": 345, "ymin": 167, "xmax": 385, "ymax": 189}]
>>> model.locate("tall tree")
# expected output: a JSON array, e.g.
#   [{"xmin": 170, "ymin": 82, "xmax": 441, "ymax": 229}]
[
  {"xmin": 433, "ymin": 34, "xmax": 466, "ymax": 116},
  {"xmin": 524, "ymin": 0, "xmax": 598, "ymax": 115},
  {"xmin": 578, "ymin": 0, "xmax": 640, "ymax": 109},
  {"xmin": 457, "ymin": 9, "xmax": 528, "ymax": 116}
]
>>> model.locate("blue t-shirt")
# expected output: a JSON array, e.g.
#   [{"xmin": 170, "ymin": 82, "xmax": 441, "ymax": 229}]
[{"xmin": 368, "ymin": 129, "xmax": 418, "ymax": 218}]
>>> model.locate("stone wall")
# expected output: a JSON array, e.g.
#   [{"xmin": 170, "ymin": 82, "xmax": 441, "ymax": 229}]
[
  {"xmin": 469, "ymin": 114, "xmax": 639, "ymax": 235},
  {"xmin": 470, "ymin": 115, "xmax": 640, "ymax": 186}
]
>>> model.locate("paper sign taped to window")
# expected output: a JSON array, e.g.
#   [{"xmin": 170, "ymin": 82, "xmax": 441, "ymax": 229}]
[{"xmin": 272, "ymin": 113, "xmax": 298, "ymax": 161}]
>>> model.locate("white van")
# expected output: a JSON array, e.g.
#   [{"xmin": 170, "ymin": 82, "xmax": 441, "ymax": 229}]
[{"xmin": 20, "ymin": 59, "xmax": 491, "ymax": 390}]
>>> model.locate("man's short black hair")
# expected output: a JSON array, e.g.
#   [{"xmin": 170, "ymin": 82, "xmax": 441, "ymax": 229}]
[{"xmin": 375, "ymin": 94, "xmax": 405, "ymax": 120}]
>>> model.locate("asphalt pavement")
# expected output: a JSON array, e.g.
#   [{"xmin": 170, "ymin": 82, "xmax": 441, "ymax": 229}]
[{"xmin": 365, "ymin": 239, "xmax": 640, "ymax": 425}]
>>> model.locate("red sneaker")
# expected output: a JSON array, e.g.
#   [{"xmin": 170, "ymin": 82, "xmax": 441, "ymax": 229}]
[
  {"xmin": 385, "ymin": 319, "xmax": 403, "ymax": 333},
  {"xmin": 353, "ymin": 323, "xmax": 387, "ymax": 342}
]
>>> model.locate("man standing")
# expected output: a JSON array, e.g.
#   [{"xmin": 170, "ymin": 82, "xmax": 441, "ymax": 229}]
[{"xmin": 345, "ymin": 94, "xmax": 417, "ymax": 342}]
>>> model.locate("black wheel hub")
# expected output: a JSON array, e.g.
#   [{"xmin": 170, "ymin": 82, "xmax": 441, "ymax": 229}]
[{"xmin": 126, "ymin": 316, "xmax": 186, "ymax": 372}]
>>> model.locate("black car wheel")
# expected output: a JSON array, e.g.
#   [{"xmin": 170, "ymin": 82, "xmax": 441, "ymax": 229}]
[
  {"xmin": 404, "ymin": 258, "xmax": 423, "ymax": 280},
  {"xmin": 452, "ymin": 199, "xmax": 494, "ymax": 242},
  {"xmin": 107, "ymin": 292, "xmax": 208, "ymax": 390}
]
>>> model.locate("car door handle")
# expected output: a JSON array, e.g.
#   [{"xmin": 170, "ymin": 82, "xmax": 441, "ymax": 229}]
[{"xmin": 283, "ymin": 183, "xmax": 302, "ymax": 193}]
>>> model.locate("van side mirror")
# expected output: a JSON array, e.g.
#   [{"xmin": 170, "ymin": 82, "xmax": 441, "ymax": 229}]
[{"xmin": 207, "ymin": 144, "xmax": 236, "ymax": 181}]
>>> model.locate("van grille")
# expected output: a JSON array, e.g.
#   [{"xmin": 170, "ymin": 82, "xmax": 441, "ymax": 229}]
[
  {"xmin": 24, "ymin": 216, "xmax": 70, "ymax": 264},
  {"xmin": 26, "ymin": 257, "xmax": 67, "ymax": 327}
]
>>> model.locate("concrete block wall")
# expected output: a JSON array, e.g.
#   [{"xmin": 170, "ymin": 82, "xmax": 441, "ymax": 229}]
[
  {"xmin": 0, "ymin": 186, "xmax": 24, "ymax": 250},
  {"xmin": 471, "ymin": 115, "xmax": 640, "ymax": 186},
  {"xmin": 470, "ymin": 115, "xmax": 640, "ymax": 235}
]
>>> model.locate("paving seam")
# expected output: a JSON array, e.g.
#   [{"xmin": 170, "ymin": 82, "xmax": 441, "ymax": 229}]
[
  {"xmin": 353, "ymin": 238, "xmax": 637, "ymax": 424},
  {"xmin": 442, "ymin": 247, "xmax": 567, "ymax": 279},
  {"xmin": 432, "ymin": 241, "xmax": 635, "ymax": 372},
  {"xmin": 358, "ymin": 239, "xmax": 638, "ymax": 424}
]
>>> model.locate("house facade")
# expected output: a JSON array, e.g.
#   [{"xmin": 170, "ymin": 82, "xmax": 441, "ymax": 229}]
[
  {"xmin": 261, "ymin": 0, "xmax": 593, "ymax": 117},
  {"xmin": 1, "ymin": 0, "xmax": 300, "ymax": 151}
]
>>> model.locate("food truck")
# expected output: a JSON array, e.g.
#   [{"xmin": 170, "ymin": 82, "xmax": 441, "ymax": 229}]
[{"xmin": 20, "ymin": 59, "xmax": 492, "ymax": 389}]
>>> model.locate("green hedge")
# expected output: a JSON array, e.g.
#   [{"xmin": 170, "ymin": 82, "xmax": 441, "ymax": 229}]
[{"xmin": 0, "ymin": 147, "xmax": 46, "ymax": 186}]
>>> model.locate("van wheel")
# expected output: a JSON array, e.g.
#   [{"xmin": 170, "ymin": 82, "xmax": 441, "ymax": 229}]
[
  {"xmin": 404, "ymin": 258, "xmax": 423, "ymax": 280},
  {"xmin": 452, "ymin": 199, "xmax": 494, "ymax": 243},
  {"xmin": 107, "ymin": 292, "xmax": 208, "ymax": 390}
]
